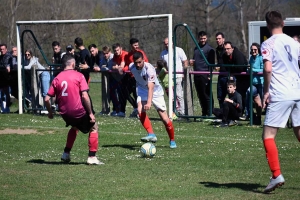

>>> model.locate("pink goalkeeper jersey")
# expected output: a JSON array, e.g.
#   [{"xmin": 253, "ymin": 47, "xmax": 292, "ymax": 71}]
[{"xmin": 47, "ymin": 70, "xmax": 88, "ymax": 118}]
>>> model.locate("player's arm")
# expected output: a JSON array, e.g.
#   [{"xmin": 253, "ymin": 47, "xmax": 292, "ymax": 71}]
[
  {"xmin": 263, "ymin": 60, "xmax": 272, "ymax": 108},
  {"xmin": 144, "ymin": 82, "xmax": 154, "ymax": 110},
  {"xmin": 44, "ymin": 94, "xmax": 53, "ymax": 119},
  {"xmin": 81, "ymin": 91, "xmax": 95, "ymax": 123}
]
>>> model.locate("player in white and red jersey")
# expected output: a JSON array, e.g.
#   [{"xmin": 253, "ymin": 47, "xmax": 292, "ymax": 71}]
[
  {"xmin": 261, "ymin": 10, "xmax": 300, "ymax": 193},
  {"xmin": 129, "ymin": 51, "xmax": 176, "ymax": 148},
  {"xmin": 45, "ymin": 54, "xmax": 104, "ymax": 165}
]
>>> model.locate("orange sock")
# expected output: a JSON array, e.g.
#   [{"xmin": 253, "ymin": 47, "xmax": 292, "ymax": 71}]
[
  {"xmin": 263, "ymin": 138, "xmax": 281, "ymax": 178},
  {"xmin": 65, "ymin": 128, "xmax": 78, "ymax": 152},
  {"xmin": 88, "ymin": 132, "xmax": 99, "ymax": 152},
  {"xmin": 139, "ymin": 112, "xmax": 154, "ymax": 134},
  {"xmin": 165, "ymin": 120, "xmax": 175, "ymax": 141}
]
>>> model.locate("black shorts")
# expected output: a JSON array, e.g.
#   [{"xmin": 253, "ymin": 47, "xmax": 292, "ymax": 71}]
[{"xmin": 62, "ymin": 113, "xmax": 95, "ymax": 134}]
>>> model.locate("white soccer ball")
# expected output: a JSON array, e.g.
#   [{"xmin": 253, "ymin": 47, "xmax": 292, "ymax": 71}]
[{"xmin": 140, "ymin": 142, "xmax": 156, "ymax": 158}]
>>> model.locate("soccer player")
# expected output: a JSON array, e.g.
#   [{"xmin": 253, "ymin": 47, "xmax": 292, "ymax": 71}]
[
  {"xmin": 129, "ymin": 51, "xmax": 177, "ymax": 148},
  {"xmin": 261, "ymin": 10, "xmax": 300, "ymax": 193},
  {"xmin": 44, "ymin": 54, "xmax": 104, "ymax": 165}
]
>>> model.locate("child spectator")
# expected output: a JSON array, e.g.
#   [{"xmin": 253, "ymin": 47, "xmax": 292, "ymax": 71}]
[{"xmin": 213, "ymin": 81, "xmax": 243, "ymax": 127}]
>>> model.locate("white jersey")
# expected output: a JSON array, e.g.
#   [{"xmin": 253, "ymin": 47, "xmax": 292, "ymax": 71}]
[
  {"xmin": 129, "ymin": 62, "xmax": 164, "ymax": 98},
  {"xmin": 261, "ymin": 33, "xmax": 300, "ymax": 102},
  {"xmin": 160, "ymin": 46, "xmax": 187, "ymax": 78}
]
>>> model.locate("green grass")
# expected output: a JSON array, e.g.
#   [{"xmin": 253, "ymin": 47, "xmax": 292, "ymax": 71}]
[{"xmin": 1, "ymin": 74, "xmax": 299, "ymax": 199}]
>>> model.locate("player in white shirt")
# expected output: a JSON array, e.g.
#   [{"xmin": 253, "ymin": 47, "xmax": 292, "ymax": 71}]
[
  {"xmin": 129, "ymin": 51, "xmax": 177, "ymax": 148},
  {"xmin": 261, "ymin": 10, "xmax": 300, "ymax": 193},
  {"xmin": 160, "ymin": 37, "xmax": 188, "ymax": 117}
]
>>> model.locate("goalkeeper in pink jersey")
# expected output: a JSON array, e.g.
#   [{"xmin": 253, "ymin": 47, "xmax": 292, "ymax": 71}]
[{"xmin": 45, "ymin": 54, "xmax": 104, "ymax": 165}]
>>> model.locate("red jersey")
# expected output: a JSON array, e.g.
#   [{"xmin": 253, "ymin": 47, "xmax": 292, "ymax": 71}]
[
  {"xmin": 113, "ymin": 50, "xmax": 128, "ymax": 70},
  {"xmin": 47, "ymin": 70, "xmax": 88, "ymax": 119},
  {"xmin": 125, "ymin": 49, "xmax": 149, "ymax": 67}
]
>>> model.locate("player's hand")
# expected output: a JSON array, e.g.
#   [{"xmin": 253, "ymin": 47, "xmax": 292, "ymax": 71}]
[
  {"xmin": 48, "ymin": 112, "xmax": 53, "ymax": 119},
  {"xmin": 263, "ymin": 92, "xmax": 270, "ymax": 109},
  {"xmin": 89, "ymin": 113, "xmax": 96, "ymax": 123},
  {"xmin": 144, "ymin": 103, "xmax": 151, "ymax": 110},
  {"xmin": 224, "ymin": 98, "xmax": 230, "ymax": 102}
]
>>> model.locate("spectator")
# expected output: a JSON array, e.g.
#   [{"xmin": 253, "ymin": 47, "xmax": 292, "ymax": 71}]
[
  {"xmin": 192, "ymin": 31, "xmax": 215, "ymax": 116},
  {"xmin": 51, "ymin": 41, "xmax": 63, "ymax": 77},
  {"xmin": 261, "ymin": 10, "xmax": 300, "ymax": 193},
  {"xmin": 61, "ymin": 44, "xmax": 75, "ymax": 57},
  {"xmin": 23, "ymin": 49, "xmax": 50, "ymax": 108},
  {"xmin": 111, "ymin": 43, "xmax": 128, "ymax": 117},
  {"xmin": 44, "ymin": 54, "xmax": 104, "ymax": 165},
  {"xmin": 88, "ymin": 44, "xmax": 110, "ymax": 115},
  {"xmin": 156, "ymin": 59, "xmax": 176, "ymax": 119},
  {"xmin": 125, "ymin": 38, "xmax": 148, "ymax": 117},
  {"xmin": 74, "ymin": 37, "xmax": 92, "ymax": 83},
  {"xmin": 213, "ymin": 81, "xmax": 243, "ymax": 127},
  {"xmin": 0, "ymin": 43, "xmax": 12, "ymax": 113},
  {"xmin": 215, "ymin": 32, "xmax": 228, "ymax": 108},
  {"xmin": 10, "ymin": 46, "xmax": 19, "ymax": 100},
  {"xmin": 103, "ymin": 46, "xmax": 122, "ymax": 116},
  {"xmin": 292, "ymin": 34, "xmax": 299, "ymax": 43},
  {"xmin": 129, "ymin": 51, "xmax": 177, "ymax": 148},
  {"xmin": 222, "ymin": 41, "xmax": 248, "ymax": 115},
  {"xmin": 160, "ymin": 37, "xmax": 188, "ymax": 116},
  {"xmin": 242, "ymin": 43, "xmax": 264, "ymax": 125}
]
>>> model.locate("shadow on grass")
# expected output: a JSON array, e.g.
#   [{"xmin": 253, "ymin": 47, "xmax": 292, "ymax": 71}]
[
  {"xmin": 27, "ymin": 159, "xmax": 86, "ymax": 165},
  {"xmin": 102, "ymin": 144, "xmax": 140, "ymax": 151},
  {"xmin": 199, "ymin": 181, "xmax": 265, "ymax": 193}
]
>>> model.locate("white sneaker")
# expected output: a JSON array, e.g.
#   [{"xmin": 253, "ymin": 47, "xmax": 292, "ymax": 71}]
[
  {"xmin": 41, "ymin": 110, "xmax": 49, "ymax": 114},
  {"xmin": 264, "ymin": 174, "xmax": 285, "ymax": 193},
  {"xmin": 117, "ymin": 112, "xmax": 125, "ymax": 117},
  {"xmin": 61, "ymin": 152, "xmax": 70, "ymax": 163},
  {"xmin": 87, "ymin": 156, "xmax": 104, "ymax": 165}
]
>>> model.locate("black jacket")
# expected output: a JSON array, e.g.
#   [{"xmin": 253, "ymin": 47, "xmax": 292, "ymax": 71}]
[{"xmin": 228, "ymin": 91, "xmax": 243, "ymax": 113}]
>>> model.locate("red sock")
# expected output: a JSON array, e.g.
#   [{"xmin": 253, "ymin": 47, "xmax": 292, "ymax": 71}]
[
  {"xmin": 88, "ymin": 132, "xmax": 99, "ymax": 152},
  {"xmin": 263, "ymin": 138, "xmax": 281, "ymax": 178},
  {"xmin": 165, "ymin": 120, "xmax": 175, "ymax": 141},
  {"xmin": 139, "ymin": 112, "xmax": 154, "ymax": 134},
  {"xmin": 65, "ymin": 128, "xmax": 78, "ymax": 152}
]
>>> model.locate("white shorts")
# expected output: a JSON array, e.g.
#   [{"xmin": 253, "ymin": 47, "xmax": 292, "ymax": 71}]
[
  {"xmin": 137, "ymin": 95, "xmax": 167, "ymax": 111},
  {"xmin": 264, "ymin": 100, "xmax": 300, "ymax": 128}
]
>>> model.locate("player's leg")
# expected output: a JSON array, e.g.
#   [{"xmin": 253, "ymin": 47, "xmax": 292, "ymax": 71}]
[
  {"xmin": 291, "ymin": 100, "xmax": 300, "ymax": 142},
  {"xmin": 138, "ymin": 96, "xmax": 156, "ymax": 143},
  {"xmin": 61, "ymin": 126, "xmax": 79, "ymax": 163},
  {"xmin": 153, "ymin": 95, "xmax": 176, "ymax": 148},
  {"xmin": 175, "ymin": 77, "xmax": 185, "ymax": 115},
  {"xmin": 262, "ymin": 101, "xmax": 293, "ymax": 192},
  {"xmin": 87, "ymin": 122, "xmax": 104, "ymax": 165}
]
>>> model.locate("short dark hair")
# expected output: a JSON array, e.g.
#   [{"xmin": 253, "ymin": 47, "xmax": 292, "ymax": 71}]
[
  {"xmin": 0, "ymin": 43, "xmax": 7, "ymax": 48},
  {"xmin": 102, "ymin": 46, "xmax": 111, "ymax": 52},
  {"xmin": 88, "ymin": 44, "xmax": 97, "ymax": 50},
  {"xmin": 112, "ymin": 43, "xmax": 121, "ymax": 50},
  {"xmin": 156, "ymin": 59, "xmax": 167, "ymax": 69},
  {"xmin": 215, "ymin": 32, "xmax": 225, "ymax": 38},
  {"xmin": 74, "ymin": 37, "xmax": 84, "ymax": 46},
  {"xmin": 133, "ymin": 51, "xmax": 143, "ymax": 61},
  {"xmin": 52, "ymin": 41, "xmax": 60, "ymax": 47},
  {"xmin": 62, "ymin": 54, "xmax": 75, "ymax": 68},
  {"xmin": 130, "ymin": 38, "xmax": 139, "ymax": 45},
  {"xmin": 224, "ymin": 41, "xmax": 233, "ymax": 48},
  {"xmin": 198, "ymin": 31, "xmax": 207, "ymax": 38},
  {"xmin": 227, "ymin": 80, "xmax": 236, "ymax": 87},
  {"xmin": 265, "ymin": 10, "xmax": 284, "ymax": 29}
]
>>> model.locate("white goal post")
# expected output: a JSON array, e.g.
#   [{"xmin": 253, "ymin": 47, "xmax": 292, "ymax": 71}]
[{"xmin": 16, "ymin": 14, "xmax": 174, "ymax": 117}]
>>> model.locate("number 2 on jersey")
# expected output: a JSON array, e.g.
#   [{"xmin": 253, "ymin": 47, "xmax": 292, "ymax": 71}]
[{"xmin": 61, "ymin": 81, "xmax": 68, "ymax": 96}]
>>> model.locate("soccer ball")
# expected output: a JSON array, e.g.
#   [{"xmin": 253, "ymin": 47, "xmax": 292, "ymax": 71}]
[{"xmin": 140, "ymin": 142, "xmax": 156, "ymax": 158}]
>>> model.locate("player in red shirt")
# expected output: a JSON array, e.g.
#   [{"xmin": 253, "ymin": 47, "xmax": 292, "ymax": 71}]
[
  {"xmin": 45, "ymin": 54, "xmax": 104, "ymax": 165},
  {"xmin": 124, "ymin": 38, "xmax": 148, "ymax": 117}
]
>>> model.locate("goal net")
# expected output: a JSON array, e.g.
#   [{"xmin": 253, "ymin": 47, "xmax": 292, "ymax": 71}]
[{"xmin": 16, "ymin": 14, "xmax": 176, "ymax": 116}]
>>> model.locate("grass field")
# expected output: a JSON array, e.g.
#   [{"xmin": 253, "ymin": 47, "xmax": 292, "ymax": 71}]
[{"xmin": 1, "ymin": 74, "xmax": 300, "ymax": 199}]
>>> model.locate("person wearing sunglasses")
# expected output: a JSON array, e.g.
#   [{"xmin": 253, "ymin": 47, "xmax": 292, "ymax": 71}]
[
  {"xmin": 24, "ymin": 49, "xmax": 50, "ymax": 110},
  {"xmin": 242, "ymin": 43, "xmax": 264, "ymax": 125}
]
